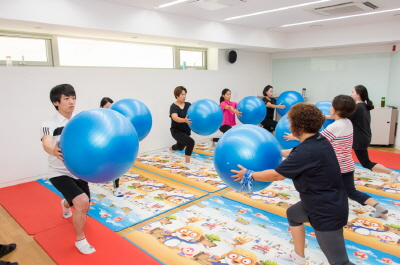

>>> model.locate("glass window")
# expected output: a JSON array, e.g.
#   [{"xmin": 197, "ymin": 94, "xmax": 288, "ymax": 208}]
[
  {"xmin": 57, "ymin": 37, "xmax": 174, "ymax": 68},
  {"xmin": 178, "ymin": 48, "xmax": 207, "ymax": 70},
  {"xmin": 0, "ymin": 36, "xmax": 52, "ymax": 66}
]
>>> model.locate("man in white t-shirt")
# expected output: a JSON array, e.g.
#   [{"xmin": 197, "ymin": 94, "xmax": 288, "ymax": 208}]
[{"xmin": 41, "ymin": 84, "xmax": 95, "ymax": 254}]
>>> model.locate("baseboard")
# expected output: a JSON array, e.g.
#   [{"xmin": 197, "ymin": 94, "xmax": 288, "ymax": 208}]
[{"xmin": 0, "ymin": 174, "xmax": 47, "ymax": 189}]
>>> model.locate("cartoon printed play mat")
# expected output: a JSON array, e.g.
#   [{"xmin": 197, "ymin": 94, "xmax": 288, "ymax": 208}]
[{"xmin": 37, "ymin": 145, "xmax": 400, "ymax": 264}]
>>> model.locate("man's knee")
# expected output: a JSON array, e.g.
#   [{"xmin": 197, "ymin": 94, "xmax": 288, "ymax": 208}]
[{"xmin": 72, "ymin": 193, "xmax": 90, "ymax": 211}]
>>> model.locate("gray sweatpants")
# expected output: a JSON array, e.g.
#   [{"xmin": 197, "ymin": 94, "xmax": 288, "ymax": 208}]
[{"xmin": 286, "ymin": 201, "xmax": 354, "ymax": 265}]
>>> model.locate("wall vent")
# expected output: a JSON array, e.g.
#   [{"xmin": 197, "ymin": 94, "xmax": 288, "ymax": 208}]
[{"xmin": 313, "ymin": 2, "xmax": 379, "ymax": 16}]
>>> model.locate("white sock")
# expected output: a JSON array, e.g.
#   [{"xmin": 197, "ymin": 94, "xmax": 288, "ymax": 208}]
[
  {"xmin": 61, "ymin": 199, "xmax": 72, "ymax": 218},
  {"xmin": 371, "ymin": 203, "xmax": 389, "ymax": 218},
  {"xmin": 290, "ymin": 250, "xmax": 306, "ymax": 265},
  {"xmin": 389, "ymin": 171, "xmax": 399, "ymax": 183},
  {"xmin": 75, "ymin": 238, "xmax": 96, "ymax": 254}
]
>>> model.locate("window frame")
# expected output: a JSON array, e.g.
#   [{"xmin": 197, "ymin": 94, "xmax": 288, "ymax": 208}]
[
  {"xmin": 0, "ymin": 32, "xmax": 53, "ymax": 66},
  {"xmin": 176, "ymin": 46, "xmax": 207, "ymax": 70}
]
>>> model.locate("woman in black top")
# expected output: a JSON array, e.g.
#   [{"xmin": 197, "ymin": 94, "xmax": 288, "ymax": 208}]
[
  {"xmin": 232, "ymin": 103, "xmax": 352, "ymax": 265},
  {"xmin": 260, "ymin": 85, "xmax": 286, "ymax": 133},
  {"xmin": 168, "ymin": 86, "xmax": 196, "ymax": 170},
  {"xmin": 349, "ymin": 85, "xmax": 399, "ymax": 183}
]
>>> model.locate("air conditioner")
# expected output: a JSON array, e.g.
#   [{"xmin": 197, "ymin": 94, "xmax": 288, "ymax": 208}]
[{"xmin": 312, "ymin": 1, "xmax": 379, "ymax": 16}]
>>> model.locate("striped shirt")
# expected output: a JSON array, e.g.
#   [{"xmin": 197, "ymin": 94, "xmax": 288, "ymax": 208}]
[{"xmin": 320, "ymin": 119, "xmax": 355, "ymax": 173}]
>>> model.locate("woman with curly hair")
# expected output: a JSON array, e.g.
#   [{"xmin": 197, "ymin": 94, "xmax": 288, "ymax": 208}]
[{"xmin": 232, "ymin": 103, "xmax": 353, "ymax": 265}]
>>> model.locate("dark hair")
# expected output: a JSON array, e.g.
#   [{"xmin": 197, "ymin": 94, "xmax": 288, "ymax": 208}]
[
  {"xmin": 50, "ymin": 84, "xmax": 76, "ymax": 110},
  {"xmin": 288, "ymin": 103, "xmax": 325, "ymax": 135},
  {"xmin": 262, "ymin": 85, "xmax": 273, "ymax": 96},
  {"xmin": 220, "ymin": 88, "xmax": 231, "ymax": 103},
  {"xmin": 332, "ymin": 95, "xmax": 356, "ymax": 118},
  {"xmin": 354, "ymin": 85, "xmax": 374, "ymax": 111},
  {"xmin": 100, "ymin": 97, "xmax": 114, "ymax": 108},
  {"xmin": 174, "ymin": 86, "xmax": 187, "ymax": 99}
]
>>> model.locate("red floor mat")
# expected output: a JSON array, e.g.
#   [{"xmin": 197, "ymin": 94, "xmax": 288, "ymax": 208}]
[
  {"xmin": 34, "ymin": 217, "xmax": 161, "ymax": 265},
  {"xmin": 0, "ymin": 181, "xmax": 71, "ymax": 235},
  {"xmin": 352, "ymin": 149, "xmax": 400, "ymax": 170}
]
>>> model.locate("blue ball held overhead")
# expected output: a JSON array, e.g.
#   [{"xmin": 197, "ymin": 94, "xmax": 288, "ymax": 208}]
[
  {"xmin": 187, "ymin": 99, "xmax": 223, "ymax": 136},
  {"xmin": 315, "ymin": 101, "xmax": 334, "ymax": 129},
  {"xmin": 237, "ymin": 96, "xmax": 266, "ymax": 125},
  {"xmin": 214, "ymin": 124, "xmax": 282, "ymax": 192},
  {"xmin": 275, "ymin": 114, "xmax": 300, "ymax": 150},
  {"xmin": 60, "ymin": 109, "xmax": 139, "ymax": 183},
  {"xmin": 110, "ymin": 98, "xmax": 152, "ymax": 141},
  {"xmin": 276, "ymin": 91, "xmax": 304, "ymax": 116}
]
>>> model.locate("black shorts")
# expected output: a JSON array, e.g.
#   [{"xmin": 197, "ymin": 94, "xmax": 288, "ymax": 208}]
[{"xmin": 50, "ymin": 176, "xmax": 90, "ymax": 207}]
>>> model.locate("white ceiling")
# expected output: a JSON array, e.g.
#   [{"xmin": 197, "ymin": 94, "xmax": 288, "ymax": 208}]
[{"xmin": 102, "ymin": 0, "xmax": 400, "ymax": 33}]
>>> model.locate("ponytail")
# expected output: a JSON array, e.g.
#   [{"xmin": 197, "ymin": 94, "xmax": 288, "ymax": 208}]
[
  {"xmin": 354, "ymin": 85, "xmax": 374, "ymax": 111},
  {"xmin": 220, "ymin": 88, "xmax": 231, "ymax": 103}
]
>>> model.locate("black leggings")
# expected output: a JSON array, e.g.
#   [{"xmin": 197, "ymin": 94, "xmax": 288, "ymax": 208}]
[
  {"xmin": 261, "ymin": 118, "xmax": 277, "ymax": 132},
  {"xmin": 171, "ymin": 129, "xmax": 194, "ymax": 156},
  {"xmin": 342, "ymin": 171, "xmax": 370, "ymax": 205},
  {"xmin": 353, "ymin": 149, "xmax": 377, "ymax": 170},
  {"xmin": 113, "ymin": 178, "xmax": 119, "ymax": 189},
  {"xmin": 286, "ymin": 202, "xmax": 353, "ymax": 265},
  {"xmin": 213, "ymin": 125, "xmax": 232, "ymax": 142}
]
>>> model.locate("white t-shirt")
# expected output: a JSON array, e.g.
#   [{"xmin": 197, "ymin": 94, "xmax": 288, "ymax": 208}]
[
  {"xmin": 320, "ymin": 119, "xmax": 355, "ymax": 173},
  {"xmin": 41, "ymin": 112, "xmax": 77, "ymax": 179}
]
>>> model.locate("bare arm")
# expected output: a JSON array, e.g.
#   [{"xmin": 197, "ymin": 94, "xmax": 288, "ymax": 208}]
[
  {"xmin": 42, "ymin": 135, "xmax": 64, "ymax": 161},
  {"xmin": 325, "ymin": 114, "xmax": 334, "ymax": 120},
  {"xmin": 281, "ymin": 149, "xmax": 293, "ymax": 158},
  {"xmin": 171, "ymin": 113, "xmax": 192, "ymax": 125},
  {"xmin": 283, "ymin": 133, "xmax": 299, "ymax": 141},
  {"xmin": 231, "ymin": 165, "xmax": 286, "ymax": 182},
  {"xmin": 266, "ymin": 102, "xmax": 286, "ymax": 109},
  {"xmin": 224, "ymin": 105, "xmax": 242, "ymax": 117}
]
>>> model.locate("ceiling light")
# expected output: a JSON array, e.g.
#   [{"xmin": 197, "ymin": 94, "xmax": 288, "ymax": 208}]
[
  {"xmin": 281, "ymin": 7, "xmax": 400, "ymax": 27},
  {"xmin": 224, "ymin": 0, "xmax": 330, "ymax": 21},
  {"xmin": 157, "ymin": 0, "xmax": 190, "ymax": 9}
]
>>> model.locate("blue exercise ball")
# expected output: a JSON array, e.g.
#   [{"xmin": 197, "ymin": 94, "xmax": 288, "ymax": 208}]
[
  {"xmin": 237, "ymin": 96, "xmax": 266, "ymax": 125},
  {"xmin": 214, "ymin": 125, "xmax": 281, "ymax": 192},
  {"xmin": 60, "ymin": 109, "xmax": 139, "ymax": 183},
  {"xmin": 276, "ymin": 91, "xmax": 304, "ymax": 116},
  {"xmin": 275, "ymin": 114, "xmax": 300, "ymax": 150},
  {"xmin": 109, "ymin": 98, "xmax": 152, "ymax": 141},
  {"xmin": 315, "ymin": 101, "xmax": 334, "ymax": 130},
  {"xmin": 187, "ymin": 99, "xmax": 223, "ymax": 136}
]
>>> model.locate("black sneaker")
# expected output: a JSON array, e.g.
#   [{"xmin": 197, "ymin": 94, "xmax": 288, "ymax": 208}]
[
  {"xmin": 0, "ymin": 244, "xmax": 17, "ymax": 258},
  {"xmin": 0, "ymin": 261, "xmax": 18, "ymax": 265}
]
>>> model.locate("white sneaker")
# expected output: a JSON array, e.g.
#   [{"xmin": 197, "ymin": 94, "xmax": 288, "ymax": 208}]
[
  {"xmin": 184, "ymin": 163, "xmax": 198, "ymax": 170},
  {"xmin": 389, "ymin": 171, "xmax": 399, "ymax": 183},
  {"xmin": 61, "ymin": 199, "xmax": 72, "ymax": 218},
  {"xmin": 282, "ymin": 251, "xmax": 306, "ymax": 265}
]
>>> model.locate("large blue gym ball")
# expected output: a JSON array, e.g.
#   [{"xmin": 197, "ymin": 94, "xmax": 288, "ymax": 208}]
[
  {"xmin": 214, "ymin": 125, "xmax": 282, "ymax": 192},
  {"xmin": 187, "ymin": 99, "xmax": 223, "ymax": 136},
  {"xmin": 275, "ymin": 114, "xmax": 300, "ymax": 150},
  {"xmin": 109, "ymin": 98, "xmax": 152, "ymax": 141},
  {"xmin": 315, "ymin": 101, "xmax": 334, "ymax": 129},
  {"xmin": 237, "ymin": 96, "xmax": 266, "ymax": 125},
  {"xmin": 60, "ymin": 109, "xmax": 139, "ymax": 183},
  {"xmin": 276, "ymin": 91, "xmax": 304, "ymax": 116}
]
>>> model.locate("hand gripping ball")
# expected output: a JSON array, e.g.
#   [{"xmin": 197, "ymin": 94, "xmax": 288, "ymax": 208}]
[
  {"xmin": 187, "ymin": 99, "xmax": 223, "ymax": 136},
  {"xmin": 275, "ymin": 114, "xmax": 300, "ymax": 150},
  {"xmin": 60, "ymin": 109, "xmax": 139, "ymax": 183},
  {"xmin": 110, "ymin": 98, "xmax": 152, "ymax": 141},
  {"xmin": 214, "ymin": 124, "xmax": 282, "ymax": 192}
]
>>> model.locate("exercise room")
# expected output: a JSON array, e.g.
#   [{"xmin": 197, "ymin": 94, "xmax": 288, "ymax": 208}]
[{"xmin": 0, "ymin": 0, "xmax": 399, "ymax": 264}]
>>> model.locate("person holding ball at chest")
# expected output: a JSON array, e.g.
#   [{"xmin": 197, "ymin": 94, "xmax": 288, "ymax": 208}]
[
  {"xmin": 168, "ymin": 86, "xmax": 197, "ymax": 170},
  {"xmin": 232, "ymin": 103, "xmax": 353, "ymax": 265}
]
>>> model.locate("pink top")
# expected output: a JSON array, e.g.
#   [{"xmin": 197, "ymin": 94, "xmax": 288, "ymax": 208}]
[{"xmin": 220, "ymin": 101, "xmax": 238, "ymax": 126}]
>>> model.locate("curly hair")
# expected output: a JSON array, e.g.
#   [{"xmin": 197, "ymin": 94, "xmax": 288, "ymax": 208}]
[{"xmin": 288, "ymin": 103, "xmax": 324, "ymax": 135}]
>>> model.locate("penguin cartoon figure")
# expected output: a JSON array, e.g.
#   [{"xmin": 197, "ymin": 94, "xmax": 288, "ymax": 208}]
[
  {"xmin": 163, "ymin": 226, "xmax": 204, "ymax": 248},
  {"xmin": 211, "ymin": 249, "xmax": 258, "ymax": 265}
]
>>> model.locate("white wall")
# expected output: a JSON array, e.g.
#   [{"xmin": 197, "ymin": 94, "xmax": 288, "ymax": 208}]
[
  {"xmin": 271, "ymin": 46, "xmax": 400, "ymax": 149},
  {"xmin": 0, "ymin": 50, "xmax": 270, "ymax": 186}
]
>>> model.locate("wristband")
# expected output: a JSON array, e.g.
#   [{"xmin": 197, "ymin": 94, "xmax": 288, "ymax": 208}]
[{"xmin": 240, "ymin": 169, "xmax": 254, "ymax": 192}]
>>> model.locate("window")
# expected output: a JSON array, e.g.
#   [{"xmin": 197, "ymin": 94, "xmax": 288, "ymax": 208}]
[
  {"xmin": 0, "ymin": 34, "xmax": 53, "ymax": 66},
  {"xmin": 177, "ymin": 47, "xmax": 207, "ymax": 70},
  {"xmin": 57, "ymin": 37, "xmax": 174, "ymax": 68}
]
